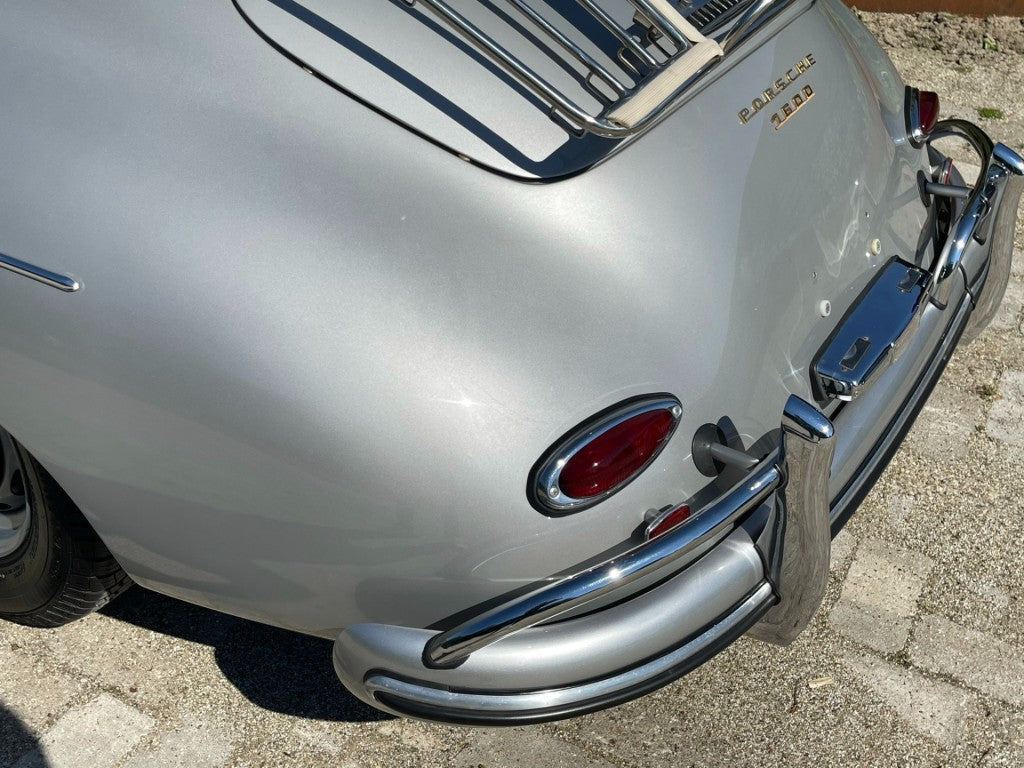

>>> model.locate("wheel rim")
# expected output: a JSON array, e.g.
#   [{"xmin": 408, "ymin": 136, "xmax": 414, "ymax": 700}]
[{"xmin": 0, "ymin": 427, "xmax": 30, "ymax": 559}]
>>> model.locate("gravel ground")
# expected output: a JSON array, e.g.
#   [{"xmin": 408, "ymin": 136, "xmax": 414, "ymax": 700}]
[{"xmin": 3, "ymin": 10, "xmax": 1024, "ymax": 768}]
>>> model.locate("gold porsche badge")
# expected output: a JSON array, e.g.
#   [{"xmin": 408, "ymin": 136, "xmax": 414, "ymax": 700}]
[{"xmin": 738, "ymin": 53, "xmax": 816, "ymax": 130}]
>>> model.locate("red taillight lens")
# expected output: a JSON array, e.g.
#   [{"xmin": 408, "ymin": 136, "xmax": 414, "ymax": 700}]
[
  {"xmin": 558, "ymin": 409, "xmax": 675, "ymax": 500},
  {"xmin": 918, "ymin": 90, "xmax": 940, "ymax": 136},
  {"xmin": 532, "ymin": 397, "xmax": 682, "ymax": 514}
]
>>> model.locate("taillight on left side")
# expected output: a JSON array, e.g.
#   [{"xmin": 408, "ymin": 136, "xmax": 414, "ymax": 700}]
[{"xmin": 530, "ymin": 396, "xmax": 681, "ymax": 515}]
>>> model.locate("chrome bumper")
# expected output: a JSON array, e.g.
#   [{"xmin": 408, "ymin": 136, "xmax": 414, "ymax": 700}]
[
  {"xmin": 334, "ymin": 396, "xmax": 835, "ymax": 723},
  {"xmin": 333, "ymin": 122, "xmax": 1022, "ymax": 724}
]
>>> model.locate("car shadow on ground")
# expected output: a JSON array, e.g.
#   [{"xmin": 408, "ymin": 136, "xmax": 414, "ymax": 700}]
[
  {"xmin": 0, "ymin": 702, "xmax": 48, "ymax": 767},
  {"xmin": 99, "ymin": 588, "xmax": 391, "ymax": 724}
]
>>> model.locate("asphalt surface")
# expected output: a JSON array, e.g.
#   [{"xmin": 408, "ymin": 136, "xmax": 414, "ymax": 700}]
[{"xmin": 3, "ymin": 12, "xmax": 1024, "ymax": 768}]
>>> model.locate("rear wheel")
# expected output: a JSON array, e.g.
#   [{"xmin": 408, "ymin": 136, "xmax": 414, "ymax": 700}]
[{"xmin": 0, "ymin": 427, "xmax": 131, "ymax": 626}]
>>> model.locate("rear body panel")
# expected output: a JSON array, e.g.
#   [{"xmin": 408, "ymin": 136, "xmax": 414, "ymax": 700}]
[{"xmin": 0, "ymin": 0, "xmax": 937, "ymax": 638}]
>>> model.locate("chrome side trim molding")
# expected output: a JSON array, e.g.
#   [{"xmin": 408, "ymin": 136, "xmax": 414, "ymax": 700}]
[
  {"xmin": 423, "ymin": 395, "xmax": 833, "ymax": 669},
  {"xmin": 0, "ymin": 252, "xmax": 80, "ymax": 292},
  {"xmin": 425, "ymin": 461, "xmax": 782, "ymax": 669},
  {"xmin": 369, "ymin": 581, "xmax": 774, "ymax": 719}
]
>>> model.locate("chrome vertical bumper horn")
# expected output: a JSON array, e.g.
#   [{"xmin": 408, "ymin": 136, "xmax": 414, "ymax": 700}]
[{"xmin": 748, "ymin": 396, "xmax": 835, "ymax": 644}]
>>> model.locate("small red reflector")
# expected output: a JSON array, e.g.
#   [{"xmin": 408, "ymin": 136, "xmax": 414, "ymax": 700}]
[
  {"xmin": 918, "ymin": 90, "xmax": 940, "ymax": 136},
  {"xmin": 646, "ymin": 504, "xmax": 692, "ymax": 540},
  {"xmin": 558, "ymin": 409, "xmax": 675, "ymax": 500},
  {"xmin": 939, "ymin": 157, "xmax": 954, "ymax": 185}
]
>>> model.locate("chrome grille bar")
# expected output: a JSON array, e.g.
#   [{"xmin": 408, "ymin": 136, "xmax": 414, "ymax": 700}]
[{"xmin": 692, "ymin": 0, "xmax": 740, "ymax": 29}]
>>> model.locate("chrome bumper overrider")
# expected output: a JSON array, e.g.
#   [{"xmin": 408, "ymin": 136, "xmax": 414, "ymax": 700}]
[{"xmin": 333, "ymin": 122, "xmax": 1022, "ymax": 724}]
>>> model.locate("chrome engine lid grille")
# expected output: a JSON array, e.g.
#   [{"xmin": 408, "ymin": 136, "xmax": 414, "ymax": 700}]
[{"xmin": 683, "ymin": 0, "xmax": 751, "ymax": 32}]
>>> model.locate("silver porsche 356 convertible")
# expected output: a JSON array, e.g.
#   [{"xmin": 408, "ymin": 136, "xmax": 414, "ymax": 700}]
[{"xmin": 1, "ymin": 0, "xmax": 1020, "ymax": 723}]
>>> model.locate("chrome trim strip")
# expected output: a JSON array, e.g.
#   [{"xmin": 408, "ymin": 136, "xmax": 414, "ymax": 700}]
[
  {"xmin": 430, "ymin": 459, "xmax": 779, "ymax": 667},
  {"xmin": 425, "ymin": 395, "xmax": 832, "ymax": 668},
  {"xmin": 533, "ymin": 396, "xmax": 682, "ymax": 514},
  {"xmin": 0, "ymin": 252, "xmax": 80, "ymax": 293},
  {"xmin": 371, "ymin": 582, "xmax": 774, "ymax": 715}
]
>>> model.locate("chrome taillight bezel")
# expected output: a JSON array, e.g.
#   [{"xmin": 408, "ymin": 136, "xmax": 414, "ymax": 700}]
[{"xmin": 529, "ymin": 395, "xmax": 682, "ymax": 516}]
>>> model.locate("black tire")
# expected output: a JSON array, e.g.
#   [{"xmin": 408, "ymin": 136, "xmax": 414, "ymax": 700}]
[{"xmin": 0, "ymin": 436, "xmax": 132, "ymax": 626}]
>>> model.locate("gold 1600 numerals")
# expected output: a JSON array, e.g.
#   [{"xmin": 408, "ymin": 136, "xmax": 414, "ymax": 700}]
[{"xmin": 770, "ymin": 85, "xmax": 815, "ymax": 131}]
